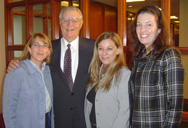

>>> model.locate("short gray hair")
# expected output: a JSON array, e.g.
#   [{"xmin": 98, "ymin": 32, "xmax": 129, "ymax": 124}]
[{"xmin": 59, "ymin": 6, "xmax": 83, "ymax": 22}]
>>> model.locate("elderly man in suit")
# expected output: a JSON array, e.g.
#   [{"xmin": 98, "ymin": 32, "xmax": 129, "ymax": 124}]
[
  {"xmin": 50, "ymin": 7, "xmax": 94, "ymax": 128},
  {"xmin": 7, "ymin": 6, "xmax": 95, "ymax": 128}
]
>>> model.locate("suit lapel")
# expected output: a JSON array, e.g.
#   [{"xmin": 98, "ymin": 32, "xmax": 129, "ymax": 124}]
[
  {"xmin": 50, "ymin": 38, "xmax": 70, "ymax": 91},
  {"xmin": 51, "ymin": 39, "xmax": 63, "ymax": 74},
  {"xmin": 73, "ymin": 38, "xmax": 90, "ymax": 92}
]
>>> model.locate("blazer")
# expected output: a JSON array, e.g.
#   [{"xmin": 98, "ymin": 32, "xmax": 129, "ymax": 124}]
[
  {"xmin": 84, "ymin": 66, "xmax": 131, "ymax": 128},
  {"xmin": 3, "ymin": 59, "xmax": 54, "ymax": 128},
  {"xmin": 129, "ymin": 48, "xmax": 185, "ymax": 128},
  {"xmin": 50, "ymin": 37, "xmax": 95, "ymax": 128}
]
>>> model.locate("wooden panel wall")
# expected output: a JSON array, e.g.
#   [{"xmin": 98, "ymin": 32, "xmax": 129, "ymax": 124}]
[
  {"xmin": 89, "ymin": 2, "xmax": 117, "ymax": 40},
  {"xmin": 89, "ymin": 2, "xmax": 104, "ymax": 40},
  {"xmin": 104, "ymin": 5, "xmax": 117, "ymax": 32}
]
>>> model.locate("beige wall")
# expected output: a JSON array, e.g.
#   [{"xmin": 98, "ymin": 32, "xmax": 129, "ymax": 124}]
[
  {"xmin": 180, "ymin": 0, "xmax": 188, "ymax": 99},
  {"xmin": 181, "ymin": 55, "xmax": 188, "ymax": 99},
  {"xmin": 0, "ymin": 0, "xmax": 5, "ymax": 113},
  {"xmin": 180, "ymin": 0, "xmax": 188, "ymax": 47}
]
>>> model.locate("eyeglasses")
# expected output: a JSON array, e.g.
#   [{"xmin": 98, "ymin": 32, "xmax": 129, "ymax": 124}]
[
  {"xmin": 31, "ymin": 42, "xmax": 50, "ymax": 49},
  {"xmin": 61, "ymin": 17, "xmax": 81, "ymax": 25}
]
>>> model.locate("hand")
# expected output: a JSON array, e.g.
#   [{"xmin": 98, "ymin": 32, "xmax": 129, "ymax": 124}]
[{"xmin": 7, "ymin": 60, "xmax": 20, "ymax": 73}]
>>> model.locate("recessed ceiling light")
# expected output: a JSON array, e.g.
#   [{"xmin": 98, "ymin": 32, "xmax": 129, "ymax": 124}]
[
  {"xmin": 61, "ymin": 1, "xmax": 79, "ymax": 7},
  {"xmin": 170, "ymin": 16, "xmax": 178, "ymax": 19},
  {"xmin": 174, "ymin": 21, "xmax": 180, "ymax": 23},
  {"xmin": 126, "ymin": 0, "xmax": 145, "ymax": 2},
  {"xmin": 61, "ymin": 1, "xmax": 68, "ymax": 6}
]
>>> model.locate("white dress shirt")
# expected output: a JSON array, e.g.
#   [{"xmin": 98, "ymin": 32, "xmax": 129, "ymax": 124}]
[{"xmin": 60, "ymin": 37, "xmax": 79, "ymax": 83}]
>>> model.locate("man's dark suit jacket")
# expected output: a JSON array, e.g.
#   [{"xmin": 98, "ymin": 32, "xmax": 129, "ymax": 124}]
[{"xmin": 49, "ymin": 37, "xmax": 95, "ymax": 128}]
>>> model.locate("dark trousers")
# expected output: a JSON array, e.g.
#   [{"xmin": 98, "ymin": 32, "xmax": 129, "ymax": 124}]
[{"xmin": 45, "ymin": 109, "xmax": 52, "ymax": 128}]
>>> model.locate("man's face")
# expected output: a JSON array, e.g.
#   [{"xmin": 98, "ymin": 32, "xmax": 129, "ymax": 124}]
[{"xmin": 60, "ymin": 9, "xmax": 83, "ymax": 43}]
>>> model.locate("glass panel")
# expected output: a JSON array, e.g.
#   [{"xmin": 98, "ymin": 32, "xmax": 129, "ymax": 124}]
[
  {"xmin": 14, "ymin": 51, "xmax": 23, "ymax": 59},
  {"xmin": 13, "ymin": 15, "xmax": 26, "ymax": 45},
  {"xmin": 33, "ymin": 3, "xmax": 51, "ymax": 35},
  {"xmin": 127, "ymin": 11, "xmax": 135, "ymax": 29},
  {"xmin": 170, "ymin": 23, "xmax": 179, "ymax": 46},
  {"xmin": 48, "ymin": 3, "xmax": 51, "ymax": 16},
  {"xmin": 33, "ymin": 3, "xmax": 51, "ymax": 15},
  {"xmin": 33, "ymin": 4, "xmax": 44, "ymax": 15},
  {"xmin": 33, "ymin": 17, "xmax": 43, "ymax": 33},
  {"xmin": 48, "ymin": 19, "xmax": 51, "ymax": 40},
  {"xmin": 171, "ymin": 0, "xmax": 180, "ymax": 46}
]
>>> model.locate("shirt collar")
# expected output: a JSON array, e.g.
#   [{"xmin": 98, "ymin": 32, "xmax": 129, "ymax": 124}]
[
  {"xmin": 29, "ymin": 60, "xmax": 46, "ymax": 71},
  {"xmin": 61, "ymin": 37, "xmax": 79, "ymax": 49}
]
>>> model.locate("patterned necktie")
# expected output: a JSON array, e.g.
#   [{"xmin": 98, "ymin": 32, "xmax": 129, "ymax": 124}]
[{"xmin": 64, "ymin": 44, "xmax": 73, "ymax": 91}]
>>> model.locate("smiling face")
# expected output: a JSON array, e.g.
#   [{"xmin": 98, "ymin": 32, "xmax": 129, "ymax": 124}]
[
  {"xmin": 59, "ymin": 9, "xmax": 83, "ymax": 43},
  {"xmin": 136, "ymin": 13, "xmax": 161, "ymax": 48},
  {"xmin": 98, "ymin": 39, "xmax": 120, "ymax": 66},
  {"xmin": 28, "ymin": 37, "xmax": 50, "ymax": 67}
]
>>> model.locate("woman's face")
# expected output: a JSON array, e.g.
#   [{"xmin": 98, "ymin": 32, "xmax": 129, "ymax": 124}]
[
  {"xmin": 28, "ymin": 37, "xmax": 50, "ymax": 66},
  {"xmin": 136, "ymin": 13, "xmax": 161, "ymax": 48},
  {"xmin": 98, "ymin": 39, "xmax": 120, "ymax": 66}
]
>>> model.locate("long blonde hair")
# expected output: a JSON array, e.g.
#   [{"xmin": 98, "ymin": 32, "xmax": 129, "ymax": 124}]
[
  {"xmin": 87, "ymin": 32, "xmax": 126, "ymax": 92},
  {"xmin": 20, "ymin": 33, "xmax": 53, "ymax": 64}
]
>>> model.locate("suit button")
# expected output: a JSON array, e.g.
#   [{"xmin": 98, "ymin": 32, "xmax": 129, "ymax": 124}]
[
  {"xmin": 71, "ymin": 93, "xmax": 74, "ymax": 96},
  {"xmin": 70, "ymin": 107, "xmax": 73, "ymax": 110}
]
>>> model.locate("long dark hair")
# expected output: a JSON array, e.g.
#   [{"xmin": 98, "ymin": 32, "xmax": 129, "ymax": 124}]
[{"xmin": 129, "ymin": 5, "xmax": 170, "ymax": 57}]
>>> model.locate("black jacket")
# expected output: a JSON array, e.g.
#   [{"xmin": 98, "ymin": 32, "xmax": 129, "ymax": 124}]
[{"xmin": 50, "ymin": 37, "xmax": 95, "ymax": 128}]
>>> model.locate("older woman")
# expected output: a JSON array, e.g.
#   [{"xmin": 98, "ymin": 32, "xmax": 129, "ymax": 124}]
[
  {"xmin": 84, "ymin": 32, "xmax": 130, "ymax": 128},
  {"xmin": 129, "ymin": 5, "xmax": 185, "ymax": 128},
  {"xmin": 3, "ymin": 33, "xmax": 54, "ymax": 128}
]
